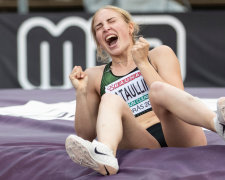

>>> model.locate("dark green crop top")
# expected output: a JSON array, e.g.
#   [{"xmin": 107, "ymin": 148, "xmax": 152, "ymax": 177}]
[{"xmin": 100, "ymin": 62, "xmax": 152, "ymax": 117}]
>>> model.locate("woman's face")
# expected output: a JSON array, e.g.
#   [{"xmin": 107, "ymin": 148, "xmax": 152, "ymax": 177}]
[{"xmin": 93, "ymin": 9, "xmax": 134, "ymax": 57}]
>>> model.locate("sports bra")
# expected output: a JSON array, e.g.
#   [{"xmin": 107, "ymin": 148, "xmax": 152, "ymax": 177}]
[{"xmin": 100, "ymin": 62, "xmax": 152, "ymax": 117}]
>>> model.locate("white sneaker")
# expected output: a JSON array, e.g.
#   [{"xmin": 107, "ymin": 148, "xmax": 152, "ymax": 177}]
[
  {"xmin": 215, "ymin": 97, "xmax": 225, "ymax": 138},
  {"xmin": 65, "ymin": 135, "xmax": 119, "ymax": 175}
]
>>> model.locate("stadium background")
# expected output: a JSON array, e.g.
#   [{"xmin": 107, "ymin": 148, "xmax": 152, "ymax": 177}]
[{"xmin": 0, "ymin": 0, "xmax": 225, "ymax": 89}]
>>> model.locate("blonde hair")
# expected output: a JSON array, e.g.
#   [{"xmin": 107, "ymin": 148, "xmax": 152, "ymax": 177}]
[{"xmin": 91, "ymin": 5, "xmax": 140, "ymax": 62}]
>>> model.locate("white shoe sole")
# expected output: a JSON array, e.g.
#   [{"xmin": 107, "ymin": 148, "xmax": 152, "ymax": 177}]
[{"xmin": 65, "ymin": 135, "xmax": 118, "ymax": 175}]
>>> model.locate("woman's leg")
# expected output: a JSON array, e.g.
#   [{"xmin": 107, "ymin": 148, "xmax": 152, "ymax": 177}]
[
  {"xmin": 66, "ymin": 93, "xmax": 160, "ymax": 175},
  {"xmin": 149, "ymin": 81, "xmax": 216, "ymax": 147},
  {"xmin": 96, "ymin": 93, "xmax": 160, "ymax": 156}
]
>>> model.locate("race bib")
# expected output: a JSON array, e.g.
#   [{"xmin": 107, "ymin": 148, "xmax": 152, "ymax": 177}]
[{"xmin": 105, "ymin": 70, "xmax": 151, "ymax": 116}]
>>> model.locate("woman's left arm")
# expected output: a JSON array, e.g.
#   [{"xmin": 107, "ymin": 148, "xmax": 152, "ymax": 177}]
[
  {"xmin": 132, "ymin": 37, "xmax": 184, "ymax": 90},
  {"xmin": 149, "ymin": 45, "xmax": 184, "ymax": 89}
]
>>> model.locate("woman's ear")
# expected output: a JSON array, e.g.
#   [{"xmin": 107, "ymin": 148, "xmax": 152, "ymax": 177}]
[{"xmin": 129, "ymin": 22, "xmax": 134, "ymax": 35}]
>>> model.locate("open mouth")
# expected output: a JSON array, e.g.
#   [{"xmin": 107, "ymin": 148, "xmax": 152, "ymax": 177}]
[{"xmin": 105, "ymin": 34, "xmax": 118, "ymax": 47}]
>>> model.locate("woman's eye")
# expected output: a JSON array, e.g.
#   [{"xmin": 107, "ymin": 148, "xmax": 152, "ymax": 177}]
[
  {"xmin": 109, "ymin": 19, "xmax": 115, "ymax": 23},
  {"xmin": 96, "ymin": 26, "xmax": 102, "ymax": 31}
]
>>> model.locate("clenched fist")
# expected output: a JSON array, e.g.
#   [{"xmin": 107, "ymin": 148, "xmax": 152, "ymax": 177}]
[
  {"xmin": 69, "ymin": 66, "xmax": 88, "ymax": 92},
  {"xmin": 131, "ymin": 37, "xmax": 150, "ymax": 66}
]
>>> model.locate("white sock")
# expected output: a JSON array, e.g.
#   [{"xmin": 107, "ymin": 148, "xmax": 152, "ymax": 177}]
[
  {"xmin": 214, "ymin": 116, "xmax": 222, "ymax": 136},
  {"xmin": 214, "ymin": 114, "xmax": 225, "ymax": 138}
]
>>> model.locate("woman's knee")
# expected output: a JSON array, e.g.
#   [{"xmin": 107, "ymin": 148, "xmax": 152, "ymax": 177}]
[{"xmin": 149, "ymin": 81, "xmax": 167, "ymax": 105}]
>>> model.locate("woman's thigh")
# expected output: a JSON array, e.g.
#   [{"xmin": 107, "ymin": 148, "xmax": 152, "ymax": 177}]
[
  {"xmin": 160, "ymin": 112, "xmax": 207, "ymax": 147},
  {"xmin": 149, "ymin": 82, "xmax": 207, "ymax": 147},
  {"xmin": 99, "ymin": 93, "xmax": 161, "ymax": 150}
]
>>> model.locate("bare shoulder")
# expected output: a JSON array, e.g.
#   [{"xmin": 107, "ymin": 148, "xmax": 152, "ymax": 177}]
[
  {"xmin": 85, "ymin": 65, "xmax": 105, "ymax": 78},
  {"xmin": 85, "ymin": 65, "xmax": 106, "ymax": 93},
  {"xmin": 149, "ymin": 45, "xmax": 175, "ymax": 58},
  {"xmin": 85, "ymin": 65, "xmax": 104, "ymax": 72},
  {"xmin": 148, "ymin": 45, "xmax": 178, "ymax": 65}
]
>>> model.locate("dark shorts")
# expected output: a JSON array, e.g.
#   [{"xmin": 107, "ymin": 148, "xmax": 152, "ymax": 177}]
[{"xmin": 146, "ymin": 123, "xmax": 168, "ymax": 147}]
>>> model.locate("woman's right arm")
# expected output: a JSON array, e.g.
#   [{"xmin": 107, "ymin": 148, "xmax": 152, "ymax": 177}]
[{"xmin": 70, "ymin": 66, "xmax": 101, "ymax": 141}]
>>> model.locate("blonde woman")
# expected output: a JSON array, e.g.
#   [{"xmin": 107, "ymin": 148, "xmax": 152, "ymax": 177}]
[{"xmin": 65, "ymin": 5, "xmax": 225, "ymax": 176}]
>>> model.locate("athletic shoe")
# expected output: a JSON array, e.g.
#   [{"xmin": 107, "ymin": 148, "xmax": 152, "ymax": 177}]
[
  {"xmin": 215, "ymin": 97, "xmax": 225, "ymax": 138},
  {"xmin": 65, "ymin": 134, "xmax": 119, "ymax": 175}
]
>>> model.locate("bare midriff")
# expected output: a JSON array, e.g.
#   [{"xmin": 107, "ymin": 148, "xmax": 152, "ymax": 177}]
[{"xmin": 136, "ymin": 111, "xmax": 160, "ymax": 129}]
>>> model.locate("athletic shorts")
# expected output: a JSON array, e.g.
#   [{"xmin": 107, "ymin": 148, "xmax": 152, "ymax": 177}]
[{"xmin": 146, "ymin": 123, "xmax": 168, "ymax": 147}]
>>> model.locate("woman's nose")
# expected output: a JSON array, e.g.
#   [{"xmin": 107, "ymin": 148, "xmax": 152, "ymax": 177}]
[{"xmin": 102, "ymin": 24, "xmax": 110, "ymax": 31}]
